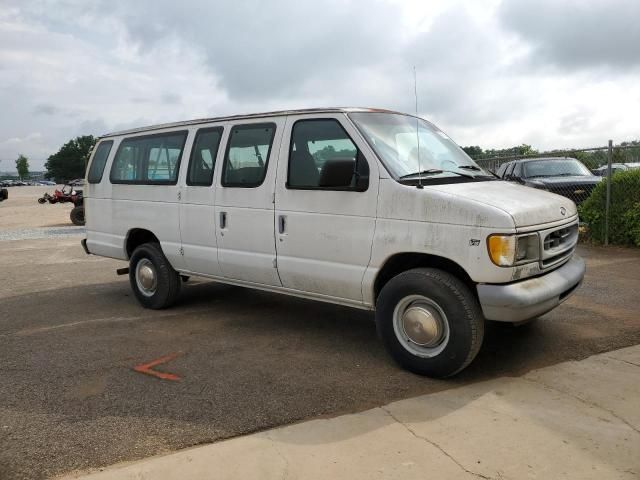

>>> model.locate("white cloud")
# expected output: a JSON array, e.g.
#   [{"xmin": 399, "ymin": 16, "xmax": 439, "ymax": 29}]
[{"xmin": 0, "ymin": 0, "xmax": 638, "ymax": 170}]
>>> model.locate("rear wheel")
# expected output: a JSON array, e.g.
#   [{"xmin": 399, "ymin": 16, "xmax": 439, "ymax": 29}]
[
  {"xmin": 37, "ymin": 197, "xmax": 46, "ymax": 204},
  {"xmin": 0, "ymin": 188, "xmax": 7, "ymax": 201},
  {"xmin": 129, "ymin": 243, "xmax": 181, "ymax": 309},
  {"xmin": 376, "ymin": 268, "xmax": 484, "ymax": 378},
  {"xmin": 70, "ymin": 206, "xmax": 85, "ymax": 226}
]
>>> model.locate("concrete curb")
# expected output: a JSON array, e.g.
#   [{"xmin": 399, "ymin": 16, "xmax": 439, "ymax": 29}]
[{"xmin": 60, "ymin": 346, "xmax": 640, "ymax": 480}]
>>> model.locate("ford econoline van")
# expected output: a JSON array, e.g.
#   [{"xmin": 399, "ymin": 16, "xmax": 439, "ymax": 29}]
[{"xmin": 82, "ymin": 108, "xmax": 585, "ymax": 377}]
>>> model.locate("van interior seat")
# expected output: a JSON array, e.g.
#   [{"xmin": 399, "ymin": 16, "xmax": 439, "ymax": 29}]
[
  {"xmin": 319, "ymin": 158, "xmax": 355, "ymax": 187},
  {"xmin": 289, "ymin": 149, "xmax": 319, "ymax": 187},
  {"xmin": 225, "ymin": 166, "xmax": 264, "ymax": 185}
]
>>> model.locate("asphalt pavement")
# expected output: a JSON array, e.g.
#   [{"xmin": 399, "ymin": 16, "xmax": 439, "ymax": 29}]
[{"xmin": 0, "ymin": 233, "xmax": 639, "ymax": 479}]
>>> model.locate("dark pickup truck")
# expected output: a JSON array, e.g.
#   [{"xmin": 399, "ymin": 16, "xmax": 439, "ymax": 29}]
[{"xmin": 496, "ymin": 157, "xmax": 602, "ymax": 205}]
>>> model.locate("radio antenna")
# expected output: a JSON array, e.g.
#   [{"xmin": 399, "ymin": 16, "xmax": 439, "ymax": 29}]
[{"xmin": 413, "ymin": 66, "xmax": 423, "ymax": 189}]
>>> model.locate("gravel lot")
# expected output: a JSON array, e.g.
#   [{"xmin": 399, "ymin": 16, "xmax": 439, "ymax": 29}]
[{"xmin": 1, "ymin": 187, "xmax": 639, "ymax": 479}]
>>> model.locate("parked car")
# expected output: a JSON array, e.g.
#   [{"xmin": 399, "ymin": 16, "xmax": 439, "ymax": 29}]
[
  {"xmin": 68, "ymin": 178, "xmax": 85, "ymax": 187},
  {"xmin": 592, "ymin": 163, "xmax": 631, "ymax": 176},
  {"xmin": 82, "ymin": 108, "xmax": 585, "ymax": 378},
  {"xmin": 496, "ymin": 157, "xmax": 601, "ymax": 205}
]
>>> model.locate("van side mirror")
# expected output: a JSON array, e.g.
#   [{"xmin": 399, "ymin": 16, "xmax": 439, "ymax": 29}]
[{"xmin": 319, "ymin": 159, "xmax": 357, "ymax": 188}]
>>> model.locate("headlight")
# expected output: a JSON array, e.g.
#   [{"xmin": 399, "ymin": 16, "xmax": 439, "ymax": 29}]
[{"xmin": 487, "ymin": 233, "xmax": 539, "ymax": 267}]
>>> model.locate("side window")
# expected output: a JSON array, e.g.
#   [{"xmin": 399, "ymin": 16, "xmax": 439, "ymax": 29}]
[
  {"xmin": 221, "ymin": 123, "xmax": 275, "ymax": 187},
  {"xmin": 187, "ymin": 127, "xmax": 223, "ymax": 186},
  {"xmin": 288, "ymin": 119, "xmax": 369, "ymax": 191},
  {"xmin": 110, "ymin": 131, "xmax": 187, "ymax": 184},
  {"xmin": 87, "ymin": 140, "xmax": 113, "ymax": 184}
]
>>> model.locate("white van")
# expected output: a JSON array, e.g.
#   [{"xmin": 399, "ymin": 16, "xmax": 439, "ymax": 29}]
[{"xmin": 82, "ymin": 108, "xmax": 585, "ymax": 377}]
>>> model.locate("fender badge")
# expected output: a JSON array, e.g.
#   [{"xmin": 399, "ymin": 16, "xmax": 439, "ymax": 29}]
[
  {"xmin": 469, "ymin": 239, "xmax": 480, "ymax": 246},
  {"xmin": 560, "ymin": 207, "xmax": 567, "ymax": 216}
]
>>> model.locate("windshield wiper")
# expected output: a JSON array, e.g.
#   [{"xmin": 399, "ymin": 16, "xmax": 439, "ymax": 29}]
[
  {"xmin": 399, "ymin": 169, "xmax": 475, "ymax": 179},
  {"xmin": 458, "ymin": 165, "xmax": 499, "ymax": 179}
]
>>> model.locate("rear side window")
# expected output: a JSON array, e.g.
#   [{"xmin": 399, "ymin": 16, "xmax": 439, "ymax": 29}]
[
  {"xmin": 110, "ymin": 131, "xmax": 187, "ymax": 184},
  {"xmin": 222, "ymin": 123, "xmax": 275, "ymax": 187},
  {"xmin": 187, "ymin": 127, "xmax": 223, "ymax": 186},
  {"xmin": 87, "ymin": 140, "xmax": 113, "ymax": 184}
]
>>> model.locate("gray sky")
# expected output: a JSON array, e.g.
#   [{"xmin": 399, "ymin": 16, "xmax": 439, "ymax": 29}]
[{"xmin": 1, "ymin": 0, "xmax": 639, "ymax": 170}]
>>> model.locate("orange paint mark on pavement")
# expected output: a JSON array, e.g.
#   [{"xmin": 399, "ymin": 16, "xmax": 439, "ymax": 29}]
[{"xmin": 133, "ymin": 352, "xmax": 182, "ymax": 381}]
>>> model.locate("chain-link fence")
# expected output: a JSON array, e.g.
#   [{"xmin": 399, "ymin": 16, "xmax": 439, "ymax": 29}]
[{"xmin": 472, "ymin": 142, "xmax": 640, "ymax": 247}]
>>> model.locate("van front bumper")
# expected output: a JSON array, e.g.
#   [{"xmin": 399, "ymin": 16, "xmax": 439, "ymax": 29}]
[{"xmin": 477, "ymin": 255, "xmax": 585, "ymax": 322}]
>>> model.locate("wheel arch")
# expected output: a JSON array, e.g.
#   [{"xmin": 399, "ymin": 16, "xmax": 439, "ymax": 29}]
[
  {"xmin": 125, "ymin": 228, "xmax": 160, "ymax": 259},
  {"xmin": 373, "ymin": 252, "xmax": 476, "ymax": 303}
]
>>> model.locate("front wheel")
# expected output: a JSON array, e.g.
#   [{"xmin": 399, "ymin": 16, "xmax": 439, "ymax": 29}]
[
  {"xmin": 376, "ymin": 268, "xmax": 484, "ymax": 378},
  {"xmin": 129, "ymin": 243, "xmax": 181, "ymax": 309}
]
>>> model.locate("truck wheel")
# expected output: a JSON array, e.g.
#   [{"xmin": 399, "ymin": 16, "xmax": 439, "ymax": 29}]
[
  {"xmin": 0, "ymin": 188, "xmax": 7, "ymax": 201},
  {"xmin": 376, "ymin": 268, "xmax": 484, "ymax": 378},
  {"xmin": 70, "ymin": 206, "xmax": 85, "ymax": 226},
  {"xmin": 129, "ymin": 243, "xmax": 181, "ymax": 309}
]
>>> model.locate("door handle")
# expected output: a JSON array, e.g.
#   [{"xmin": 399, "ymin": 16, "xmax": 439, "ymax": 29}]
[
  {"xmin": 278, "ymin": 215, "xmax": 286, "ymax": 234},
  {"xmin": 220, "ymin": 211, "xmax": 227, "ymax": 229}
]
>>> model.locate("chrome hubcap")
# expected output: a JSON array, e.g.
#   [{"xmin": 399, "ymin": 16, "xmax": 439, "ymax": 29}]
[
  {"xmin": 135, "ymin": 258, "xmax": 157, "ymax": 297},
  {"xmin": 402, "ymin": 305, "xmax": 444, "ymax": 347},
  {"xmin": 393, "ymin": 295, "xmax": 450, "ymax": 358}
]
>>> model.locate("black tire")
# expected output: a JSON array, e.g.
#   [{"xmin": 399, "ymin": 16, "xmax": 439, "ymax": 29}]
[
  {"xmin": 376, "ymin": 268, "xmax": 484, "ymax": 378},
  {"xmin": 70, "ymin": 206, "xmax": 85, "ymax": 226},
  {"xmin": 0, "ymin": 188, "xmax": 7, "ymax": 201},
  {"xmin": 129, "ymin": 243, "xmax": 181, "ymax": 309},
  {"xmin": 38, "ymin": 197, "xmax": 46, "ymax": 204}
]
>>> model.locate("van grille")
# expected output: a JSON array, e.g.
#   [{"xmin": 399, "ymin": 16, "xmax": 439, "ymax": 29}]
[
  {"xmin": 544, "ymin": 226, "xmax": 575, "ymax": 250},
  {"xmin": 540, "ymin": 222, "xmax": 579, "ymax": 269}
]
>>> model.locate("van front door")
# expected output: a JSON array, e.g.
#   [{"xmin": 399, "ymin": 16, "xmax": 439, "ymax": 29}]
[
  {"xmin": 214, "ymin": 120, "xmax": 282, "ymax": 287},
  {"xmin": 274, "ymin": 115, "xmax": 379, "ymax": 303}
]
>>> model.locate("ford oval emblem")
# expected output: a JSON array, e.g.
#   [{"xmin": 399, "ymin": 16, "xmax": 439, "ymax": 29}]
[{"xmin": 560, "ymin": 207, "xmax": 567, "ymax": 216}]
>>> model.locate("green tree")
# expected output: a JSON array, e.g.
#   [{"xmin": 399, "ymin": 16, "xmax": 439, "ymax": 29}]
[
  {"xmin": 462, "ymin": 146, "xmax": 483, "ymax": 158},
  {"xmin": 483, "ymin": 144, "xmax": 538, "ymax": 157},
  {"xmin": 45, "ymin": 135, "xmax": 96, "ymax": 182},
  {"xmin": 15, "ymin": 154, "xmax": 29, "ymax": 179}
]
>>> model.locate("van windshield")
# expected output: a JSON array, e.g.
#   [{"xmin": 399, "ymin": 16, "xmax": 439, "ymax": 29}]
[{"xmin": 349, "ymin": 112, "xmax": 491, "ymax": 182}]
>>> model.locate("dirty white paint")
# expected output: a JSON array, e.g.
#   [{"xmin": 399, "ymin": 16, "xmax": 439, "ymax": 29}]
[{"xmin": 84, "ymin": 109, "xmax": 580, "ymax": 312}]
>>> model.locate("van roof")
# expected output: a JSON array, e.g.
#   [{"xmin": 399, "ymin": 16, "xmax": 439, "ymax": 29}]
[{"xmin": 101, "ymin": 107, "xmax": 408, "ymax": 138}]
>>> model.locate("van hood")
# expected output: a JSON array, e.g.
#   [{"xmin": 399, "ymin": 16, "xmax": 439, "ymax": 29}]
[{"xmin": 429, "ymin": 180, "xmax": 577, "ymax": 228}]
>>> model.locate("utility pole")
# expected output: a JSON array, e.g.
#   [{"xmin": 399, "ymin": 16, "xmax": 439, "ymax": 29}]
[{"xmin": 604, "ymin": 140, "xmax": 612, "ymax": 246}]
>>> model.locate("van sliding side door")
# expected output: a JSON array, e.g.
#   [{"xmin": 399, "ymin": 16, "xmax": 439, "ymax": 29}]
[
  {"xmin": 213, "ymin": 118, "xmax": 284, "ymax": 287},
  {"xmin": 179, "ymin": 124, "xmax": 228, "ymax": 276}
]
